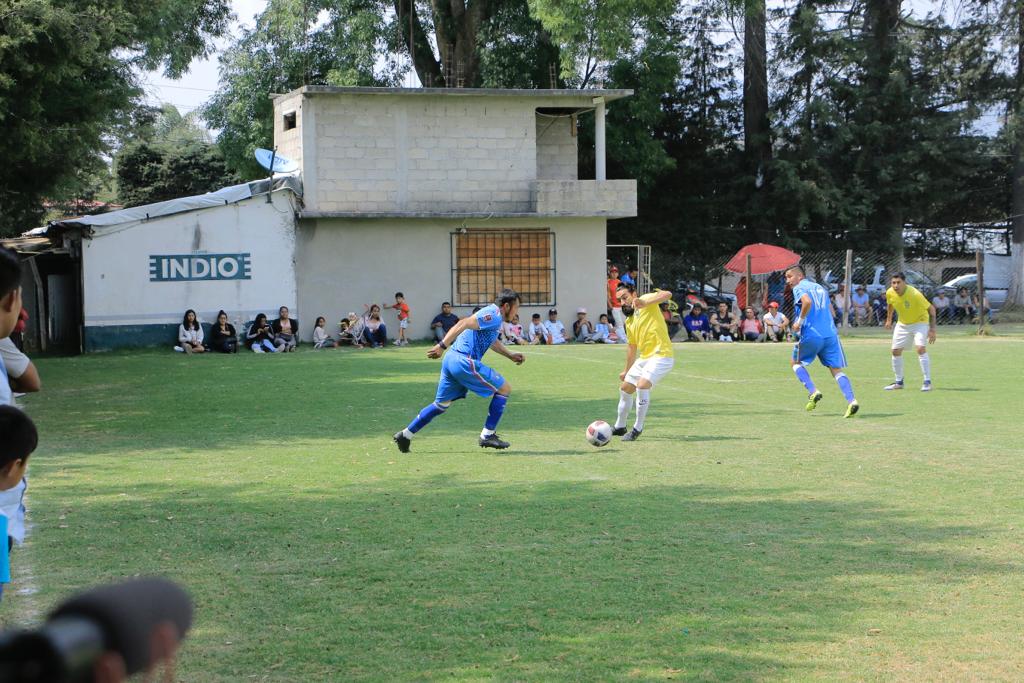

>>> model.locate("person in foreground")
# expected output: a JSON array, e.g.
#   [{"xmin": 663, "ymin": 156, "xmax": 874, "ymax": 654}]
[
  {"xmin": 785, "ymin": 265, "xmax": 859, "ymax": 417},
  {"xmin": 612, "ymin": 283, "xmax": 675, "ymax": 442},
  {"xmin": 884, "ymin": 272, "xmax": 937, "ymax": 392},
  {"xmin": 0, "ymin": 405, "xmax": 36, "ymax": 602},
  {"xmin": 394, "ymin": 289, "xmax": 524, "ymax": 452}
]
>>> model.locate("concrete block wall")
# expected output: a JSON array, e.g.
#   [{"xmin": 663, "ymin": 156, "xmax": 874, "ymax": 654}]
[
  {"xmin": 533, "ymin": 179, "xmax": 637, "ymax": 218},
  {"xmin": 273, "ymin": 92, "xmax": 304, "ymax": 171},
  {"xmin": 536, "ymin": 113, "xmax": 578, "ymax": 180},
  {"xmin": 303, "ymin": 95, "xmax": 542, "ymax": 214}
]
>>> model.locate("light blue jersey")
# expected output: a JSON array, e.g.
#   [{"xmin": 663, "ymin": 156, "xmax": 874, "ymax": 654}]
[
  {"xmin": 792, "ymin": 279, "xmax": 836, "ymax": 340},
  {"xmin": 450, "ymin": 304, "xmax": 503, "ymax": 360}
]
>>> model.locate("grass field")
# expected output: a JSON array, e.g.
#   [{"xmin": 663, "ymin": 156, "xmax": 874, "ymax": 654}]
[{"xmin": 5, "ymin": 327, "xmax": 1024, "ymax": 681}]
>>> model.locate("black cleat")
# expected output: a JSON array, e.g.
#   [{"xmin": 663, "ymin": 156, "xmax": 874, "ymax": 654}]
[
  {"xmin": 622, "ymin": 428, "xmax": 642, "ymax": 442},
  {"xmin": 611, "ymin": 426, "xmax": 628, "ymax": 437},
  {"xmin": 479, "ymin": 433, "xmax": 510, "ymax": 449},
  {"xmin": 393, "ymin": 431, "xmax": 411, "ymax": 453}
]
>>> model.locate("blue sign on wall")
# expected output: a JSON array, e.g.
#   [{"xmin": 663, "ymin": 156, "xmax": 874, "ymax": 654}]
[{"xmin": 149, "ymin": 253, "xmax": 252, "ymax": 282}]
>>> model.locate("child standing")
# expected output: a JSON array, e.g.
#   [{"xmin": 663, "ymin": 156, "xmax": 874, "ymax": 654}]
[
  {"xmin": 384, "ymin": 292, "xmax": 411, "ymax": 346},
  {"xmin": 312, "ymin": 316, "xmax": 338, "ymax": 349},
  {"xmin": 0, "ymin": 406, "xmax": 37, "ymax": 602}
]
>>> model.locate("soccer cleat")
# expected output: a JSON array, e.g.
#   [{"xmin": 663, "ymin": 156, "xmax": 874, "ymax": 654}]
[
  {"xmin": 393, "ymin": 431, "xmax": 411, "ymax": 453},
  {"xmin": 884, "ymin": 381, "xmax": 904, "ymax": 391},
  {"xmin": 921, "ymin": 381, "xmax": 932, "ymax": 392},
  {"xmin": 611, "ymin": 426, "xmax": 628, "ymax": 437},
  {"xmin": 844, "ymin": 400, "xmax": 860, "ymax": 418},
  {"xmin": 479, "ymin": 433, "xmax": 510, "ymax": 449},
  {"xmin": 622, "ymin": 428, "xmax": 642, "ymax": 442},
  {"xmin": 805, "ymin": 391, "xmax": 823, "ymax": 412}
]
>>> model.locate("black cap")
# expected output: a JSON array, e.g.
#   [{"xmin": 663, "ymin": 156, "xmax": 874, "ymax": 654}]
[{"xmin": 548, "ymin": 308, "xmax": 557, "ymax": 314}]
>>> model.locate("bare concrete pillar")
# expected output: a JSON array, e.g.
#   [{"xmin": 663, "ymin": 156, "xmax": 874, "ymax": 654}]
[{"xmin": 594, "ymin": 97, "xmax": 606, "ymax": 181}]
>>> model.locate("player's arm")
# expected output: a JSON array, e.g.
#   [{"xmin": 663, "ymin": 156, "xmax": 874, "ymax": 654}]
[
  {"xmin": 427, "ymin": 314, "xmax": 480, "ymax": 358},
  {"xmin": 633, "ymin": 290, "xmax": 672, "ymax": 309},
  {"xmin": 885, "ymin": 301, "xmax": 894, "ymax": 329},
  {"xmin": 927, "ymin": 303, "xmax": 937, "ymax": 343},
  {"xmin": 619, "ymin": 343, "xmax": 637, "ymax": 381},
  {"xmin": 9, "ymin": 360, "xmax": 40, "ymax": 393},
  {"xmin": 792, "ymin": 294, "xmax": 812, "ymax": 332},
  {"xmin": 489, "ymin": 339, "xmax": 525, "ymax": 365}
]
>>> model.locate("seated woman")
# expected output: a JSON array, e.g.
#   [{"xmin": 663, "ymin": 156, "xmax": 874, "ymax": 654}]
[
  {"xmin": 739, "ymin": 307, "xmax": 763, "ymax": 341},
  {"xmin": 247, "ymin": 313, "xmax": 277, "ymax": 353},
  {"xmin": 176, "ymin": 309, "xmax": 205, "ymax": 354},
  {"xmin": 362, "ymin": 304, "xmax": 388, "ymax": 348},
  {"xmin": 208, "ymin": 310, "xmax": 238, "ymax": 353},
  {"xmin": 312, "ymin": 316, "xmax": 338, "ymax": 349},
  {"xmin": 271, "ymin": 306, "xmax": 298, "ymax": 352},
  {"xmin": 338, "ymin": 312, "xmax": 365, "ymax": 347}
]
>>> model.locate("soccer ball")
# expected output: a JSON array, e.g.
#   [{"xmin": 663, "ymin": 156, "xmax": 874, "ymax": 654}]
[{"xmin": 586, "ymin": 420, "xmax": 613, "ymax": 447}]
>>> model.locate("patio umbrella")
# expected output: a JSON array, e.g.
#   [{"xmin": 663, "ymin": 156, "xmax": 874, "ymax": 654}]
[{"xmin": 725, "ymin": 243, "xmax": 802, "ymax": 275}]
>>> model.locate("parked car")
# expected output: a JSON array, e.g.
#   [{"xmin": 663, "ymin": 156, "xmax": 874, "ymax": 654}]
[
  {"xmin": 674, "ymin": 280, "xmax": 737, "ymax": 311},
  {"xmin": 823, "ymin": 265, "xmax": 939, "ymax": 299},
  {"xmin": 938, "ymin": 273, "xmax": 1008, "ymax": 312}
]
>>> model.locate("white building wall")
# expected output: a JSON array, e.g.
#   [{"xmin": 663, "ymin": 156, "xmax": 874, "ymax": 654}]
[
  {"xmin": 535, "ymin": 113, "xmax": 578, "ymax": 180},
  {"xmin": 81, "ymin": 192, "xmax": 298, "ymax": 337},
  {"xmin": 294, "ymin": 217, "xmax": 607, "ymax": 342}
]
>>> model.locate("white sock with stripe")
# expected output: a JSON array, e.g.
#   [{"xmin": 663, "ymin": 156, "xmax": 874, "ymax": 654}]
[
  {"xmin": 615, "ymin": 390, "xmax": 632, "ymax": 429},
  {"xmin": 918, "ymin": 353, "xmax": 930, "ymax": 382},
  {"xmin": 892, "ymin": 355, "xmax": 904, "ymax": 382},
  {"xmin": 633, "ymin": 389, "xmax": 650, "ymax": 432}
]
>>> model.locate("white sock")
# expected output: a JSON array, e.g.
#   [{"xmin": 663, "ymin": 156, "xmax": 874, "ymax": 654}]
[
  {"xmin": 892, "ymin": 355, "xmax": 904, "ymax": 382},
  {"xmin": 480, "ymin": 428, "xmax": 495, "ymax": 438},
  {"xmin": 918, "ymin": 353, "xmax": 930, "ymax": 382},
  {"xmin": 615, "ymin": 390, "xmax": 632, "ymax": 429},
  {"xmin": 402, "ymin": 428, "xmax": 414, "ymax": 439},
  {"xmin": 633, "ymin": 389, "xmax": 650, "ymax": 432}
]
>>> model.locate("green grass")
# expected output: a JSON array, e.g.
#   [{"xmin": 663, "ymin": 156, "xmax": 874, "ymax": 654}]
[{"xmin": 6, "ymin": 327, "xmax": 1024, "ymax": 681}]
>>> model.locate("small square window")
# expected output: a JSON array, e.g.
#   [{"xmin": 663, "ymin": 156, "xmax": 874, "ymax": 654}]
[{"xmin": 283, "ymin": 111, "xmax": 297, "ymax": 130}]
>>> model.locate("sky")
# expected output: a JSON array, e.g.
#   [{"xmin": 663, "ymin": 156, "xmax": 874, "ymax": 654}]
[{"xmin": 138, "ymin": 0, "xmax": 268, "ymax": 118}]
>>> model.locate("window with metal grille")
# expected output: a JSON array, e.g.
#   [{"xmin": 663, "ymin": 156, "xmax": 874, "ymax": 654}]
[{"xmin": 451, "ymin": 229, "xmax": 555, "ymax": 306}]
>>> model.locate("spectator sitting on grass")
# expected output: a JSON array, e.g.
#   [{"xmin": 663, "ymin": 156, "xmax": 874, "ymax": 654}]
[
  {"xmin": 851, "ymin": 285, "xmax": 871, "ymax": 326},
  {"xmin": 313, "ymin": 316, "xmax": 338, "ymax": 349},
  {"xmin": 247, "ymin": 314, "xmax": 277, "ymax": 353},
  {"xmin": 660, "ymin": 299, "xmax": 682, "ymax": 338},
  {"xmin": 175, "ymin": 309, "xmax": 205, "ymax": 354},
  {"xmin": 272, "ymin": 306, "xmax": 298, "ymax": 352},
  {"xmin": 208, "ymin": 310, "xmax": 238, "ymax": 353},
  {"xmin": 932, "ymin": 290, "xmax": 952, "ymax": 324},
  {"xmin": 683, "ymin": 303, "xmax": 711, "ymax": 341},
  {"xmin": 501, "ymin": 315, "xmax": 529, "ymax": 345},
  {"xmin": 739, "ymin": 306, "xmax": 763, "ymax": 341},
  {"xmin": 762, "ymin": 302, "xmax": 788, "ymax": 342},
  {"xmin": 573, "ymin": 307, "xmax": 595, "ymax": 342},
  {"xmin": 592, "ymin": 314, "xmax": 612, "ymax": 343},
  {"xmin": 710, "ymin": 302, "xmax": 738, "ymax": 342},
  {"xmin": 430, "ymin": 302, "xmax": 459, "ymax": 343},
  {"xmin": 952, "ymin": 287, "xmax": 974, "ymax": 324},
  {"xmin": 543, "ymin": 309, "xmax": 567, "ymax": 344},
  {"xmin": 339, "ymin": 312, "xmax": 365, "ymax": 348},
  {"xmin": 362, "ymin": 304, "xmax": 388, "ymax": 348}
]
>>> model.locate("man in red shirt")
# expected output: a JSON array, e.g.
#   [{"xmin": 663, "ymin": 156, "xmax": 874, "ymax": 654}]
[{"xmin": 607, "ymin": 265, "xmax": 626, "ymax": 343}]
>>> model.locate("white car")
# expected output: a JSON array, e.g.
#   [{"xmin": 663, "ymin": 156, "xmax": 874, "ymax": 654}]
[{"xmin": 939, "ymin": 274, "xmax": 1007, "ymax": 312}]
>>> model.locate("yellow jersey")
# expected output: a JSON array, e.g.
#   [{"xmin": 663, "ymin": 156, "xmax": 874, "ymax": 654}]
[
  {"xmin": 625, "ymin": 294, "xmax": 674, "ymax": 359},
  {"xmin": 885, "ymin": 285, "xmax": 931, "ymax": 324}
]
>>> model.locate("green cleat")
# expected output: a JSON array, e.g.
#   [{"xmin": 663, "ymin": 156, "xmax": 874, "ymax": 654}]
[
  {"xmin": 844, "ymin": 400, "xmax": 860, "ymax": 418},
  {"xmin": 805, "ymin": 391, "xmax": 823, "ymax": 412}
]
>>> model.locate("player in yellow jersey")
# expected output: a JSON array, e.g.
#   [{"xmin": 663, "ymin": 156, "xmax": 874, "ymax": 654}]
[
  {"xmin": 611, "ymin": 283, "xmax": 675, "ymax": 441},
  {"xmin": 884, "ymin": 272, "xmax": 937, "ymax": 392}
]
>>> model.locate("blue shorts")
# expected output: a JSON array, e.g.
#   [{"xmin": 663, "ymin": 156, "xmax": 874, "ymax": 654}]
[
  {"xmin": 435, "ymin": 352, "xmax": 506, "ymax": 402},
  {"xmin": 792, "ymin": 334, "xmax": 847, "ymax": 369}
]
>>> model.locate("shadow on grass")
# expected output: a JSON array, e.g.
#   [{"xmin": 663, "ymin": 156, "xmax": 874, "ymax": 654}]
[{"xmin": 21, "ymin": 478, "xmax": 1009, "ymax": 681}]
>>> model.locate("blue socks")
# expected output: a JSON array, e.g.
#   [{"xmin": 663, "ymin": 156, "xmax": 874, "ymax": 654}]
[
  {"xmin": 484, "ymin": 394, "xmax": 508, "ymax": 431},
  {"xmin": 835, "ymin": 372, "xmax": 856, "ymax": 403},
  {"xmin": 407, "ymin": 402, "xmax": 447, "ymax": 434},
  {"xmin": 793, "ymin": 365, "xmax": 817, "ymax": 394}
]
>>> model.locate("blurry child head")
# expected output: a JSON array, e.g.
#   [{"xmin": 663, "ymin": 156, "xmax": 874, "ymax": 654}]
[{"xmin": 0, "ymin": 406, "xmax": 36, "ymax": 490}]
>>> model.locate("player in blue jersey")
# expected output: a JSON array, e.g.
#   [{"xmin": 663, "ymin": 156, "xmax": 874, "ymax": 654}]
[
  {"xmin": 785, "ymin": 265, "xmax": 860, "ymax": 418},
  {"xmin": 393, "ymin": 289, "xmax": 525, "ymax": 452}
]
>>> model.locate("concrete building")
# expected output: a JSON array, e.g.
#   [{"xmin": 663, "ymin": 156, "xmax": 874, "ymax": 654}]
[
  {"xmin": 25, "ymin": 87, "xmax": 636, "ymax": 351},
  {"xmin": 274, "ymin": 86, "xmax": 636, "ymax": 341}
]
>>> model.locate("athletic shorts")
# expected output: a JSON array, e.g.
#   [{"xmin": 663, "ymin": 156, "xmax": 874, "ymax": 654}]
[
  {"xmin": 792, "ymin": 334, "xmax": 846, "ymax": 369},
  {"xmin": 892, "ymin": 322, "xmax": 929, "ymax": 349},
  {"xmin": 435, "ymin": 351, "xmax": 505, "ymax": 402},
  {"xmin": 399, "ymin": 319, "xmax": 409, "ymax": 330},
  {"xmin": 625, "ymin": 356, "xmax": 675, "ymax": 387}
]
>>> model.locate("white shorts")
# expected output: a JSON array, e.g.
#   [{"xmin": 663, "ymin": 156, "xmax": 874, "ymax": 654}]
[
  {"xmin": 892, "ymin": 322, "xmax": 929, "ymax": 349},
  {"xmin": 625, "ymin": 356, "xmax": 675, "ymax": 387},
  {"xmin": 399, "ymin": 319, "xmax": 409, "ymax": 330}
]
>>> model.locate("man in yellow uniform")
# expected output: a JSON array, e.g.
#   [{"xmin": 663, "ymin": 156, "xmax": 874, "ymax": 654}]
[
  {"xmin": 612, "ymin": 283, "xmax": 675, "ymax": 441},
  {"xmin": 884, "ymin": 272, "xmax": 937, "ymax": 392}
]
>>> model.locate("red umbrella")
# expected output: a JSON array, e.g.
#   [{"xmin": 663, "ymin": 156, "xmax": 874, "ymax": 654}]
[{"xmin": 725, "ymin": 243, "xmax": 802, "ymax": 275}]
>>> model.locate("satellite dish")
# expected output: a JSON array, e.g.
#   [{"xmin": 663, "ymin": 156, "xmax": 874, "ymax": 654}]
[{"xmin": 254, "ymin": 148, "xmax": 299, "ymax": 174}]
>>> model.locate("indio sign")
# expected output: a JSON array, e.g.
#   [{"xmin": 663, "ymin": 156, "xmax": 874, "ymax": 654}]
[{"xmin": 149, "ymin": 253, "xmax": 252, "ymax": 282}]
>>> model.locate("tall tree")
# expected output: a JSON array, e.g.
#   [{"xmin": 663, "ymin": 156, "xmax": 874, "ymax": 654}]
[
  {"xmin": 1007, "ymin": 0, "xmax": 1024, "ymax": 309},
  {"xmin": 0, "ymin": 0, "xmax": 231, "ymax": 236},
  {"xmin": 743, "ymin": 0, "xmax": 772, "ymax": 241}
]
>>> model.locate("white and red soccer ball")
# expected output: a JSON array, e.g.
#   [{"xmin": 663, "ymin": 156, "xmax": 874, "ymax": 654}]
[{"xmin": 586, "ymin": 420, "xmax": 613, "ymax": 447}]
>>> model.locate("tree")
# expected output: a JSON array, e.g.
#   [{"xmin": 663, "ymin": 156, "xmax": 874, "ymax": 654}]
[
  {"xmin": 0, "ymin": 0, "xmax": 231, "ymax": 236},
  {"xmin": 115, "ymin": 105, "xmax": 238, "ymax": 207},
  {"xmin": 1006, "ymin": 0, "xmax": 1024, "ymax": 309}
]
